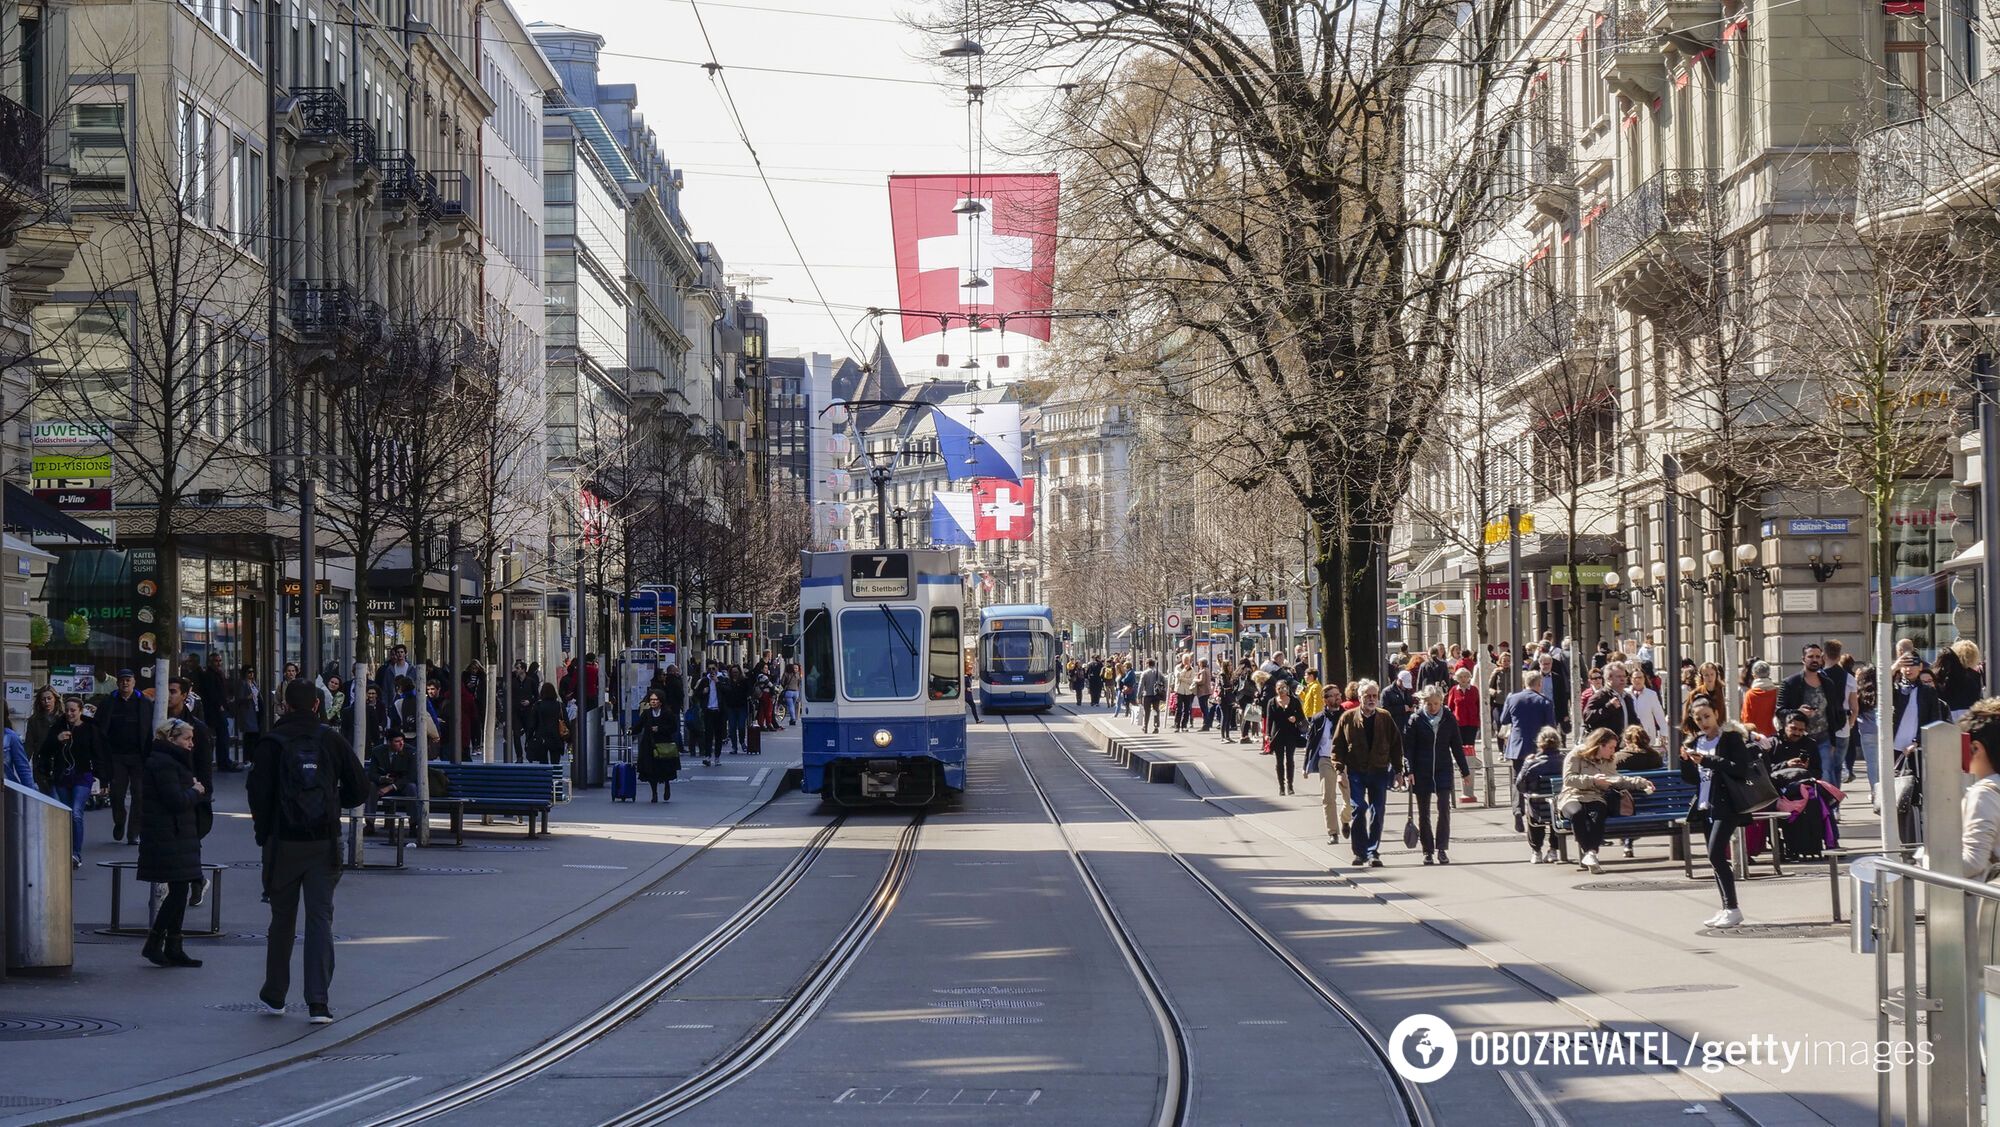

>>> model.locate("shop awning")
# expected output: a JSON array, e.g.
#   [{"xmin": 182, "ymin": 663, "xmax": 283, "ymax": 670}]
[
  {"xmin": 2, "ymin": 483, "xmax": 111, "ymax": 545},
  {"xmin": 2, "ymin": 533, "xmax": 56, "ymax": 563}
]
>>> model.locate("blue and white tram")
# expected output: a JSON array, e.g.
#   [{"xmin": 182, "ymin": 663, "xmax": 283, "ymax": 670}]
[
  {"xmin": 977, "ymin": 605, "xmax": 1059, "ymax": 712},
  {"xmin": 797, "ymin": 549, "xmax": 967, "ymax": 806}
]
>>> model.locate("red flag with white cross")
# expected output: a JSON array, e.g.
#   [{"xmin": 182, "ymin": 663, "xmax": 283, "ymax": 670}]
[
  {"xmin": 973, "ymin": 477, "xmax": 1035, "ymax": 541},
  {"xmin": 888, "ymin": 173, "xmax": 1059, "ymax": 343}
]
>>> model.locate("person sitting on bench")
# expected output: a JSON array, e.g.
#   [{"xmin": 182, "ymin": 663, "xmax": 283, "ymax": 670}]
[
  {"xmin": 365, "ymin": 730, "xmax": 418, "ymax": 832},
  {"xmin": 1515, "ymin": 727, "xmax": 1565, "ymax": 865},
  {"xmin": 1558, "ymin": 726, "xmax": 1657, "ymax": 874}
]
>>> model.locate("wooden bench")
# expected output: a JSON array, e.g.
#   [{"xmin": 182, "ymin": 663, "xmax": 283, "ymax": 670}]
[
  {"xmin": 370, "ymin": 795, "xmax": 469, "ymax": 849},
  {"xmin": 429, "ymin": 762, "xmax": 563, "ymax": 837}
]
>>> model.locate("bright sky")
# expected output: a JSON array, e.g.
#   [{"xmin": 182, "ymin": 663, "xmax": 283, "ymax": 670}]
[{"xmin": 513, "ymin": 0, "xmax": 1046, "ymax": 378}]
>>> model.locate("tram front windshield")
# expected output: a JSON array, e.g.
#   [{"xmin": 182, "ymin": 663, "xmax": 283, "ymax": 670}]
[
  {"xmin": 983, "ymin": 631, "xmax": 1055, "ymax": 679},
  {"xmin": 840, "ymin": 607, "xmax": 923, "ymax": 699}
]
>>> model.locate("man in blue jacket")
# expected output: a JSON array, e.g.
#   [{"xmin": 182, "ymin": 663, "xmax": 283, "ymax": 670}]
[{"xmin": 1498, "ymin": 671, "xmax": 1557, "ymax": 766}]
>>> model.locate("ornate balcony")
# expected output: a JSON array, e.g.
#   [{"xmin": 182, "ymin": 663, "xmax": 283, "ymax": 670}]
[
  {"xmin": 287, "ymin": 279, "xmax": 390, "ymax": 371},
  {"xmin": 1596, "ymin": 4, "xmax": 1666, "ymax": 103},
  {"xmin": 285, "ymin": 87, "xmax": 353, "ymax": 178},
  {"xmin": 1528, "ymin": 130, "xmax": 1576, "ymax": 219},
  {"xmin": 0, "ymin": 93, "xmax": 47, "ymax": 241},
  {"xmin": 1855, "ymin": 71, "xmax": 2000, "ymax": 237},
  {"xmin": 1642, "ymin": 0, "xmax": 1723, "ymax": 50},
  {"xmin": 1591, "ymin": 168, "xmax": 1723, "ymax": 316},
  {"xmin": 1496, "ymin": 297, "xmax": 1613, "ymax": 377}
]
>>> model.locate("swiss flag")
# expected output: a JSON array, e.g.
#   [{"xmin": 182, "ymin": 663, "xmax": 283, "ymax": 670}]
[
  {"xmin": 973, "ymin": 477, "xmax": 1035, "ymax": 541},
  {"xmin": 888, "ymin": 173, "xmax": 1058, "ymax": 344}
]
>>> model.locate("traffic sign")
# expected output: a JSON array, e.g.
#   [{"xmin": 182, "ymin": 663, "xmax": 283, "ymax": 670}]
[{"xmin": 1165, "ymin": 611, "xmax": 1183, "ymax": 629}]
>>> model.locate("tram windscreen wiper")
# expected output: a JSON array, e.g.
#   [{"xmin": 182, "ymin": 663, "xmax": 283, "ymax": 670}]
[{"xmin": 880, "ymin": 604, "xmax": 917, "ymax": 695}]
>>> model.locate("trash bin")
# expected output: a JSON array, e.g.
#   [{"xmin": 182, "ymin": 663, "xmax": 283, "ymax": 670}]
[
  {"xmin": 1850, "ymin": 854, "xmax": 1906, "ymax": 955},
  {"xmin": 5, "ymin": 780, "xmax": 73, "ymax": 976}
]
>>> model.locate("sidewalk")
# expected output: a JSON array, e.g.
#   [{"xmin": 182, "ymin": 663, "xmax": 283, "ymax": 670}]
[
  {"xmin": 1079, "ymin": 706, "xmax": 1887, "ymax": 1126},
  {"xmin": 0, "ymin": 727, "xmax": 797, "ymax": 1122}
]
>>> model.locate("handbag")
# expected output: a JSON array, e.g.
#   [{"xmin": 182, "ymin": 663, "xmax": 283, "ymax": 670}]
[
  {"xmin": 1722, "ymin": 755, "xmax": 1780, "ymax": 813},
  {"xmin": 1402, "ymin": 787, "xmax": 1420, "ymax": 849},
  {"xmin": 1616, "ymin": 790, "xmax": 1636, "ymax": 817}
]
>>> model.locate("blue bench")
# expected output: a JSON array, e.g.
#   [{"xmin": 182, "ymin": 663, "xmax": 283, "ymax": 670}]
[
  {"xmin": 1534, "ymin": 767, "xmax": 1785, "ymax": 877},
  {"xmin": 430, "ymin": 762, "xmax": 565, "ymax": 837}
]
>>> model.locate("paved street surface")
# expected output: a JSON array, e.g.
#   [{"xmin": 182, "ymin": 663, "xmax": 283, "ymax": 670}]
[{"xmin": 0, "ymin": 715, "xmax": 1885, "ymax": 1125}]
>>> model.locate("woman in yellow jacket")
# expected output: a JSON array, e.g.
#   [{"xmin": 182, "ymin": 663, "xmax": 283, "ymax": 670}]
[{"xmin": 1299, "ymin": 670, "xmax": 1325, "ymax": 718}]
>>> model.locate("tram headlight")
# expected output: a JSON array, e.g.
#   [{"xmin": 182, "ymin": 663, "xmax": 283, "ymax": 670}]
[{"xmin": 872, "ymin": 728, "xmax": 893, "ymax": 748}]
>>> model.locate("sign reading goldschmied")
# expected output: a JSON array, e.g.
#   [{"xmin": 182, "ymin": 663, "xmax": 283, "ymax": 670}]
[{"xmin": 31, "ymin": 420, "xmax": 114, "ymax": 447}]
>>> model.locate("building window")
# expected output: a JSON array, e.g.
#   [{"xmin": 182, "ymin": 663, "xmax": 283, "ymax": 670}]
[
  {"xmin": 70, "ymin": 101, "xmax": 130, "ymax": 205},
  {"xmin": 1885, "ymin": 14, "xmax": 1926, "ymax": 122}
]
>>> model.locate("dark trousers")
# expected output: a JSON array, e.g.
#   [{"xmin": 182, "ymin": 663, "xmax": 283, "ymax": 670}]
[
  {"xmin": 702, "ymin": 710, "xmax": 725, "ymax": 758},
  {"xmin": 1199, "ymin": 696, "xmax": 1214, "ymax": 730},
  {"xmin": 1706, "ymin": 820, "xmax": 1738, "ymax": 910},
  {"xmin": 1273, "ymin": 741, "xmax": 1296, "ymax": 790},
  {"xmin": 1347, "ymin": 769, "xmax": 1393, "ymax": 859},
  {"xmin": 1218, "ymin": 698, "xmax": 1237, "ymax": 735},
  {"xmin": 1415, "ymin": 780, "xmax": 1453, "ymax": 854},
  {"xmin": 109, "ymin": 756, "xmax": 144, "ymax": 839},
  {"xmin": 1173, "ymin": 694, "xmax": 1194, "ymax": 730},
  {"xmin": 1572, "ymin": 803, "xmax": 1610, "ymax": 853},
  {"xmin": 263, "ymin": 838, "xmax": 342, "ymax": 1005},
  {"xmin": 1141, "ymin": 696, "xmax": 1163, "ymax": 730},
  {"xmin": 1088, "ymin": 683, "xmax": 1102, "ymax": 705},
  {"xmin": 152, "ymin": 879, "xmax": 192, "ymax": 935}
]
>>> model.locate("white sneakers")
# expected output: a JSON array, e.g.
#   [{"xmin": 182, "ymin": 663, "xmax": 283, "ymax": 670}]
[
  {"xmin": 1580, "ymin": 850, "xmax": 1602, "ymax": 874},
  {"xmin": 1528, "ymin": 847, "xmax": 1544, "ymax": 864},
  {"xmin": 1703, "ymin": 909, "xmax": 1744, "ymax": 929}
]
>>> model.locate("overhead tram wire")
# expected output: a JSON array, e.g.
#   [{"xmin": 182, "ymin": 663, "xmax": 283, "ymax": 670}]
[{"xmin": 687, "ymin": 0, "xmax": 866, "ymax": 364}]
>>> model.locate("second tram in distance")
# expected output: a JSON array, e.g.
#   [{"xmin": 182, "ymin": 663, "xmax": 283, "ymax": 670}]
[{"xmin": 976, "ymin": 604, "xmax": 1060, "ymax": 712}]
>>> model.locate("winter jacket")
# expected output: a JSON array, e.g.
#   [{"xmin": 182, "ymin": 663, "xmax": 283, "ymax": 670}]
[
  {"xmin": 1580, "ymin": 690, "xmax": 1630, "ymax": 737},
  {"xmin": 1680, "ymin": 724, "xmax": 1758, "ymax": 832},
  {"xmin": 97, "ymin": 689, "xmax": 151, "ymax": 761},
  {"xmin": 1777, "ymin": 668, "xmax": 1850, "ymax": 736},
  {"xmin": 1446, "ymin": 684, "xmax": 1481, "ymax": 733},
  {"xmin": 1739, "ymin": 679, "xmax": 1779, "ymax": 736},
  {"xmin": 137, "ymin": 739, "xmax": 204, "ymax": 884},
  {"xmin": 1498, "ymin": 689, "xmax": 1556, "ymax": 762},
  {"xmin": 1265, "ymin": 697, "xmax": 1308, "ymax": 749},
  {"xmin": 1403, "ymin": 708, "xmax": 1467, "ymax": 790},
  {"xmin": 1298, "ymin": 679, "xmax": 1324, "ymax": 717},
  {"xmin": 635, "ymin": 708, "xmax": 680, "ymax": 782},
  {"xmin": 246, "ymin": 713, "xmax": 368, "ymax": 846},
  {"xmin": 38, "ymin": 718, "xmax": 101, "ymax": 784},
  {"xmin": 1512, "ymin": 750, "xmax": 1563, "ymax": 829},
  {"xmin": 1330, "ymin": 707, "xmax": 1404, "ymax": 774},
  {"xmin": 1556, "ymin": 749, "xmax": 1649, "ymax": 817}
]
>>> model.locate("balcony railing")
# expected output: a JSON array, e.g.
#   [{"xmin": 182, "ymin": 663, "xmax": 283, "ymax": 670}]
[
  {"xmin": 1856, "ymin": 71, "xmax": 2000, "ymax": 219},
  {"xmin": 288, "ymin": 279, "xmax": 387, "ymax": 342},
  {"xmin": 1592, "ymin": 168, "xmax": 1721, "ymax": 278},
  {"xmin": 1493, "ymin": 297, "xmax": 1611, "ymax": 374},
  {"xmin": 290, "ymin": 87, "xmax": 349, "ymax": 136},
  {"xmin": 430, "ymin": 171, "xmax": 468, "ymax": 219},
  {"xmin": 0, "ymin": 94, "xmax": 44, "ymax": 189},
  {"xmin": 1595, "ymin": 3, "xmax": 1654, "ymax": 63},
  {"xmin": 377, "ymin": 153, "xmax": 420, "ymax": 207},
  {"xmin": 343, "ymin": 119, "xmax": 377, "ymax": 170}
]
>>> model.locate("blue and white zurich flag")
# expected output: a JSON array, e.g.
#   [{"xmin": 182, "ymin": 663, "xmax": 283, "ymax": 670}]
[
  {"xmin": 935, "ymin": 403, "xmax": 1023, "ymax": 484},
  {"xmin": 929, "ymin": 492, "xmax": 978, "ymax": 547}
]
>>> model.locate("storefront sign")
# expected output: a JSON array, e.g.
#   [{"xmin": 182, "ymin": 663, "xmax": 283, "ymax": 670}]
[
  {"xmin": 34, "ymin": 517, "xmax": 116, "ymax": 546},
  {"xmin": 1547, "ymin": 564, "xmax": 1615, "ymax": 586},
  {"xmin": 1426, "ymin": 599, "xmax": 1465, "ymax": 616},
  {"xmin": 281, "ymin": 579, "xmax": 331, "ymax": 596},
  {"xmin": 34, "ymin": 488, "xmax": 111, "ymax": 510},
  {"xmin": 31, "ymin": 420, "xmax": 114, "ymax": 447},
  {"xmin": 1785, "ymin": 518, "xmax": 1851, "ymax": 536},
  {"xmin": 363, "ymin": 596, "xmax": 405, "ymax": 617},
  {"xmin": 319, "ymin": 597, "xmax": 342, "ymax": 615},
  {"xmin": 207, "ymin": 581, "xmax": 238, "ymax": 598},
  {"xmin": 1779, "ymin": 588, "xmax": 1820, "ymax": 613},
  {"xmin": 1483, "ymin": 581, "xmax": 1531, "ymax": 601},
  {"xmin": 30, "ymin": 453, "xmax": 111, "ymax": 479}
]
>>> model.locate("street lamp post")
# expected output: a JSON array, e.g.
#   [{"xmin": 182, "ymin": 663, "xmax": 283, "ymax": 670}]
[{"xmin": 1661, "ymin": 455, "xmax": 1685, "ymax": 738}]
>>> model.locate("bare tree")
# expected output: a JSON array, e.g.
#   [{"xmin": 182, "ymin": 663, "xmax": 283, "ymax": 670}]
[{"xmin": 956, "ymin": 0, "xmax": 1529, "ymax": 682}]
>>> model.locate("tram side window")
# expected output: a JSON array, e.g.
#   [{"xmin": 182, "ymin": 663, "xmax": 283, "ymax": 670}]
[
  {"xmin": 929, "ymin": 608, "xmax": 960, "ymax": 699},
  {"xmin": 840, "ymin": 607, "xmax": 923, "ymax": 700},
  {"xmin": 803, "ymin": 609, "xmax": 834, "ymax": 702}
]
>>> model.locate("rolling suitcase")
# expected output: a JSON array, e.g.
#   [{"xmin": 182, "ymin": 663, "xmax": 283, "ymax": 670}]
[
  {"xmin": 747, "ymin": 723, "xmax": 762, "ymax": 756},
  {"xmin": 610, "ymin": 758, "xmax": 637, "ymax": 802}
]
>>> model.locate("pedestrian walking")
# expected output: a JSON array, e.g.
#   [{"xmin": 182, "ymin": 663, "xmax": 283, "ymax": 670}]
[
  {"xmin": 248, "ymin": 680, "xmax": 368, "ymax": 1023},
  {"xmin": 1136, "ymin": 660, "xmax": 1166, "ymax": 732},
  {"xmin": 1330, "ymin": 680, "xmax": 1404, "ymax": 867},
  {"xmin": 97, "ymin": 669, "xmax": 150, "ymax": 846},
  {"xmin": 1266, "ymin": 680, "xmax": 1307, "ymax": 796},
  {"xmin": 138, "ymin": 719, "xmax": 208, "ymax": 968},
  {"xmin": 1307, "ymin": 693, "xmax": 1350, "ymax": 843},
  {"xmin": 1404, "ymin": 686, "xmax": 1468, "ymax": 864},
  {"xmin": 25, "ymin": 686, "xmax": 60, "ymax": 783},
  {"xmin": 635, "ymin": 692, "xmax": 679, "ymax": 802},
  {"xmin": 1170, "ymin": 655, "xmax": 1197, "ymax": 732},
  {"xmin": 1195, "ymin": 660, "xmax": 1215, "ymax": 731},
  {"xmin": 528, "ymin": 684, "xmax": 566, "ymax": 764},
  {"xmin": 38, "ymin": 697, "xmax": 99, "ymax": 868},
  {"xmin": 1086, "ymin": 656, "xmax": 1104, "ymax": 707},
  {"xmin": 1446, "ymin": 667, "xmax": 1482, "ymax": 804},
  {"xmin": 697, "ymin": 666, "xmax": 727, "ymax": 763},
  {"xmin": 200, "ymin": 654, "xmax": 234, "ymax": 769},
  {"xmin": 1681, "ymin": 699, "xmax": 1755, "ymax": 929},
  {"xmin": 1499, "ymin": 671, "xmax": 1557, "ymax": 767}
]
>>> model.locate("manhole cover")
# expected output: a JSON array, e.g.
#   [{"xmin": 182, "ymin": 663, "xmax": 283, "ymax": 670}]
[
  {"xmin": 1629, "ymin": 984, "xmax": 1738, "ymax": 995},
  {"xmin": 458, "ymin": 844, "xmax": 549, "ymax": 853},
  {"xmin": 1578, "ymin": 880, "xmax": 1698, "ymax": 892},
  {"xmin": 0, "ymin": 1016, "xmax": 127, "ymax": 1040},
  {"xmin": 642, "ymin": 890, "xmax": 690, "ymax": 897},
  {"xmin": 932, "ymin": 987, "xmax": 1045, "ymax": 995},
  {"xmin": 406, "ymin": 867, "xmax": 501, "ymax": 875},
  {"xmin": 918, "ymin": 1015, "xmax": 1044, "ymax": 1025},
  {"xmin": 212, "ymin": 1002, "xmax": 313, "ymax": 1014},
  {"xmin": 1700, "ymin": 923, "xmax": 1847, "ymax": 938},
  {"xmin": 928, "ymin": 999, "xmax": 1045, "ymax": 1010}
]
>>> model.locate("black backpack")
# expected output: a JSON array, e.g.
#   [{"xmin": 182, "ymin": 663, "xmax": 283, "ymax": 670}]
[{"xmin": 274, "ymin": 727, "xmax": 336, "ymax": 833}]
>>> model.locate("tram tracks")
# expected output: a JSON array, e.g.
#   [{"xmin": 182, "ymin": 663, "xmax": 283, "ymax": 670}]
[
  {"xmin": 1002, "ymin": 713, "xmax": 1433, "ymax": 1127},
  {"xmin": 358, "ymin": 813, "xmax": 923, "ymax": 1127}
]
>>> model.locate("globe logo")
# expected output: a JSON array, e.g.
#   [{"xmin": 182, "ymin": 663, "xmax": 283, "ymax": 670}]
[{"xmin": 1387, "ymin": 1013, "xmax": 1458, "ymax": 1083}]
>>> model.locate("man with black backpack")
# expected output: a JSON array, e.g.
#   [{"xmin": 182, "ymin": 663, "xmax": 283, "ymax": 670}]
[{"xmin": 247, "ymin": 679, "xmax": 367, "ymax": 1024}]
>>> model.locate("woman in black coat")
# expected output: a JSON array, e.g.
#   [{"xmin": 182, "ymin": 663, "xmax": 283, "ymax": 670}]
[
  {"xmin": 529, "ymin": 683, "xmax": 566, "ymax": 764},
  {"xmin": 633, "ymin": 692, "xmax": 680, "ymax": 802},
  {"xmin": 1681, "ymin": 700, "xmax": 1756, "ymax": 930},
  {"xmin": 138, "ymin": 720, "xmax": 207, "ymax": 968}
]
